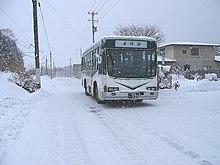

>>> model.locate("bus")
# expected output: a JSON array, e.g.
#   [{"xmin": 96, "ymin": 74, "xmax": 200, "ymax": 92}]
[{"xmin": 81, "ymin": 36, "xmax": 159, "ymax": 103}]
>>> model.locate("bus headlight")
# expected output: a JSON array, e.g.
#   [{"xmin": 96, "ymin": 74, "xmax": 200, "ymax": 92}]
[{"xmin": 108, "ymin": 87, "xmax": 119, "ymax": 92}]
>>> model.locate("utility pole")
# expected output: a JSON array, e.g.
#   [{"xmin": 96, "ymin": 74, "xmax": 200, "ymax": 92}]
[
  {"xmin": 45, "ymin": 56, "xmax": 48, "ymax": 75},
  {"xmin": 32, "ymin": 0, "xmax": 41, "ymax": 88},
  {"xmin": 53, "ymin": 61, "xmax": 56, "ymax": 78},
  {"xmin": 42, "ymin": 56, "xmax": 48, "ymax": 75},
  {"xmin": 88, "ymin": 12, "xmax": 98, "ymax": 43},
  {"xmin": 76, "ymin": 48, "xmax": 83, "ymax": 61},
  {"xmin": 80, "ymin": 49, "xmax": 82, "ymax": 57},
  {"xmin": 49, "ymin": 51, "xmax": 52, "ymax": 79}
]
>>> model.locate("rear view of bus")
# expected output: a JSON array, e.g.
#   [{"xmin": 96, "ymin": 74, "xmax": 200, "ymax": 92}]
[{"xmin": 81, "ymin": 36, "xmax": 159, "ymax": 103}]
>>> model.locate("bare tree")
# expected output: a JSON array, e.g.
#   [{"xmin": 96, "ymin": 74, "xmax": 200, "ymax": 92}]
[{"xmin": 113, "ymin": 24, "xmax": 165, "ymax": 43}]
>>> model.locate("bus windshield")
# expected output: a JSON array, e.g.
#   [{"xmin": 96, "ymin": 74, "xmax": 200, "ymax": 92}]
[{"xmin": 107, "ymin": 49, "xmax": 157, "ymax": 78}]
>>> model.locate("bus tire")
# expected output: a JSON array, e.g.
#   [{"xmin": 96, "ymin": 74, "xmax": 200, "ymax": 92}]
[
  {"xmin": 84, "ymin": 80, "xmax": 89, "ymax": 96},
  {"xmin": 94, "ymin": 84, "xmax": 104, "ymax": 104},
  {"xmin": 85, "ymin": 86, "xmax": 90, "ymax": 96}
]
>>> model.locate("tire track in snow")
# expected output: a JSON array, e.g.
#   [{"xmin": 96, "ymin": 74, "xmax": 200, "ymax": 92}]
[
  {"xmin": 3, "ymin": 85, "xmax": 92, "ymax": 165},
  {"xmin": 44, "ymin": 91, "xmax": 91, "ymax": 165},
  {"xmin": 87, "ymin": 106, "xmax": 165, "ymax": 165},
  {"xmin": 98, "ymin": 103, "xmax": 214, "ymax": 165},
  {"xmin": 124, "ymin": 106, "xmax": 215, "ymax": 165},
  {"xmin": 88, "ymin": 103, "xmax": 213, "ymax": 165}
]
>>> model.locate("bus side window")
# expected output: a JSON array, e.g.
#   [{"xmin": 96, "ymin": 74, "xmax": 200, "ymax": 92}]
[
  {"xmin": 98, "ymin": 64, "xmax": 102, "ymax": 74},
  {"xmin": 102, "ymin": 55, "xmax": 107, "ymax": 75},
  {"xmin": 98, "ymin": 56, "xmax": 104, "ymax": 74}
]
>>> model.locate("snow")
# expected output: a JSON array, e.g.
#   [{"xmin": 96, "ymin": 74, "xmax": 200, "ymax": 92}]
[
  {"xmin": 157, "ymin": 55, "xmax": 176, "ymax": 62},
  {"xmin": 215, "ymin": 56, "xmax": 220, "ymax": 62},
  {"xmin": 205, "ymin": 73, "xmax": 218, "ymax": 81},
  {"xmin": 159, "ymin": 42, "xmax": 220, "ymax": 47},
  {"xmin": 1, "ymin": 72, "xmax": 220, "ymax": 165}
]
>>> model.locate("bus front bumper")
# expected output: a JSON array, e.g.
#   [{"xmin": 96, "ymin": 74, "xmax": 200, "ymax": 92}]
[{"xmin": 102, "ymin": 90, "xmax": 159, "ymax": 101}]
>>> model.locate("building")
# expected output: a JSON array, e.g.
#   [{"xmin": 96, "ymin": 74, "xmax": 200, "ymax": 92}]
[
  {"xmin": 157, "ymin": 55, "xmax": 176, "ymax": 65},
  {"xmin": 73, "ymin": 64, "xmax": 81, "ymax": 78},
  {"xmin": 159, "ymin": 42, "xmax": 220, "ymax": 76}
]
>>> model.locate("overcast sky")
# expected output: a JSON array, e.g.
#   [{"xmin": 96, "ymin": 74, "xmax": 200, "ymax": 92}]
[{"xmin": 1, "ymin": 0, "xmax": 220, "ymax": 67}]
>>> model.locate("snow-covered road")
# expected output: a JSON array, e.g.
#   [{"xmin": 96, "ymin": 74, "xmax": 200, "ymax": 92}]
[{"xmin": 2, "ymin": 76, "xmax": 220, "ymax": 165}]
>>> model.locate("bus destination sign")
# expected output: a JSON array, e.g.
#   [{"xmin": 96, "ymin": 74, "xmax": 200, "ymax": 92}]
[{"xmin": 115, "ymin": 40, "xmax": 148, "ymax": 48}]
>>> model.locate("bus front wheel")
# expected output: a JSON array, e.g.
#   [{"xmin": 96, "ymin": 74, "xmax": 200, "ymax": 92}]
[{"xmin": 94, "ymin": 84, "xmax": 104, "ymax": 104}]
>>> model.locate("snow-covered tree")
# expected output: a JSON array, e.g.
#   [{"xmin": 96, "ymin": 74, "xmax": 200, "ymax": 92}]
[
  {"xmin": 0, "ymin": 28, "xmax": 25, "ymax": 73},
  {"xmin": 113, "ymin": 24, "xmax": 165, "ymax": 43}
]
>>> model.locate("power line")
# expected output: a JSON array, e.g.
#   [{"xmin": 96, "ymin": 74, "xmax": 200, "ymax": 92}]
[
  {"xmin": 38, "ymin": 1, "xmax": 53, "ymax": 79},
  {"xmin": 89, "ymin": 0, "xmax": 97, "ymax": 13},
  {"xmin": 79, "ymin": 27, "xmax": 91, "ymax": 48},
  {"xmin": 38, "ymin": 1, "xmax": 51, "ymax": 51},
  {"xmin": 0, "ymin": 6, "xmax": 36, "ymax": 54},
  {"xmin": 23, "ymin": 53, "xmax": 35, "ymax": 59},
  {"xmin": 97, "ymin": 0, "xmax": 108, "ymax": 13},
  {"xmin": 44, "ymin": 0, "xmax": 77, "ymax": 34},
  {"xmin": 0, "ymin": 7, "xmax": 32, "ymax": 40},
  {"xmin": 98, "ymin": 0, "xmax": 121, "ymax": 20},
  {"xmin": 17, "ymin": 40, "xmax": 31, "ymax": 49},
  {"xmin": 93, "ymin": 0, "xmax": 103, "ymax": 12},
  {"xmin": 89, "ymin": 0, "xmax": 107, "ymax": 13}
]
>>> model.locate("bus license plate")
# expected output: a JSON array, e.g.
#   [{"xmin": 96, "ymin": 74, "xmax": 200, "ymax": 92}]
[{"xmin": 128, "ymin": 93, "xmax": 140, "ymax": 99}]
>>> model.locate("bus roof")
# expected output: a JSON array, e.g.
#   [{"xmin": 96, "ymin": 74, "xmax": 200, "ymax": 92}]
[
  {"xmin": 83, "ymin": 36, "xmax": 157, "ymax": 55},
  {"xmin": 102, "ymin": 36, "xmax": 157, "ymax": 42}
]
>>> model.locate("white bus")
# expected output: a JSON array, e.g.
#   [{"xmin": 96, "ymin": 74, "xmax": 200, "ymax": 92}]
[{"xmin": 81, "ymin": 36, "xmax": 159, "ymax": 103}]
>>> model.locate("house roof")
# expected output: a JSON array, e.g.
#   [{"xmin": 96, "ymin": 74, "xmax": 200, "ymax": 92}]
[
  {"xmin": 157, "ymin": 55, "xmax": 176, "ymax": 62},
  {"xmin": 159, "ymin": 42, "xmax": 220, "ymax": 47}
]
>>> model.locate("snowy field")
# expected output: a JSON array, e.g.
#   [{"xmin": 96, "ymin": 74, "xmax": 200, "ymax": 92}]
[{"xmin": 0, "ymin": 72, "xmax": 220, "ymax": 165}]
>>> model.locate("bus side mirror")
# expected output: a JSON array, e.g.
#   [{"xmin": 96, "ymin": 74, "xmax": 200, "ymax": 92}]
[{"xmin": 99, "ymin": 49, "xmax": 104, "ymax": 55}]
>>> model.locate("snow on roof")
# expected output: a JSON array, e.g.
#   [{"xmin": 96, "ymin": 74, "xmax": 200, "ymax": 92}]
[
  {"xmin": 103, "ymin": 35, "xmax": 157, "ymax": 42},
  {"xmin": 157, "ymin": 55, "xmax": 176, "ymax": 62},
  {"xmin": 159, "ymin": 42, "xmax": 220, "ymax": 47},
  {"xmin": 215, "ymin": 56, "xmax": 220, "ymax": 62}
]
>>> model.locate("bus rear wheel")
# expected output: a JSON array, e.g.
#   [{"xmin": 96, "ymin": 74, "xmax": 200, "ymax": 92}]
[
  {"xmin": 84, "ymin": 80, "xmax": 89, "ymax": 96},
  {"xmin": 85, "ymin": 86, "xmax": 89, "ymax": 96}
]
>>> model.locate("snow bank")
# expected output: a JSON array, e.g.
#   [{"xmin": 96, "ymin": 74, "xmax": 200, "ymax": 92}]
[
  {"xmin": 205, "ymin": 73, "xmax": 218, "ymax": 81},
  {"xmin": 0, "ymin": 72, "xmax": 47, "ymax": 163},
  {"xmin": 1, "ymin": 72, "xmax": 220, "ymax": 165},
  {"xmin": 159, "ymin": 74, "xmax": 220, "ymax": 99},
  {"xmin": 0, "ymin": 72, "xmax": 28, "ymax": 98},
  {"xmin": 171, "ymin": 74, "xmax": 220, "ymax": 92}
]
